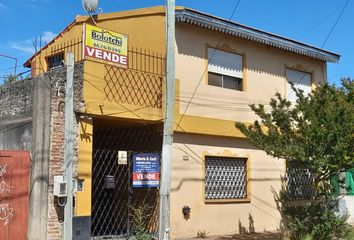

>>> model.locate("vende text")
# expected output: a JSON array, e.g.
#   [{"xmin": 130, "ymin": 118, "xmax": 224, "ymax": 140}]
[
  {"xmin": 85, "ymin": 46, "xmax": 127, "ymax": 66},
  {"xmin": 133, "ymin": 173, "xmax": 159, "ymax": 181}
]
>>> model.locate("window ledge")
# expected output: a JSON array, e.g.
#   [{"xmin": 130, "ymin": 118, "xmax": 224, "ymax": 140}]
[{"xmin": 205, "ymin": 198, "xmax": 251, "ymax": 204}]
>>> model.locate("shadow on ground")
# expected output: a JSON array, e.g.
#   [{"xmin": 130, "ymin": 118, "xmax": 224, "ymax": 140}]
[{"xmin": 196, "ymin": 232, "xmax": 280, "ymax": 240}]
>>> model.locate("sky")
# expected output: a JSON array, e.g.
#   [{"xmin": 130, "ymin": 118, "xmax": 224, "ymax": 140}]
[{"xmin": 0, "ymin": 0, "xmax": 353, "ymax": 85}]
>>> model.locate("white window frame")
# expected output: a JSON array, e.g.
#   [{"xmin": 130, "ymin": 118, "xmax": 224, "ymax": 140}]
[
  {"xmin": 286, "ymin": 68, "xmax": 312, "ymax": 102},
  {"xmin": 207, "ymin": 48, "xmax": 243, "ymax": 91}
]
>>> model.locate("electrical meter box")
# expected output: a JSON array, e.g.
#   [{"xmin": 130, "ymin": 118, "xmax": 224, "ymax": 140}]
[{"xmin": 54, "ymin": 175, "xmax": 67, "ymax": 197}]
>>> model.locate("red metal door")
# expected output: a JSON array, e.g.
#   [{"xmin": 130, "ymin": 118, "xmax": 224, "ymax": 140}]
[{"xmin": 0, "ymin": 151, "xmax": 30, "ymax": 240}]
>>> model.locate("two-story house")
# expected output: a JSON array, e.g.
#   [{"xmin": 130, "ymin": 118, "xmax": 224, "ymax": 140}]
[{"xmin": 6, "ymin": 6, "xmax": 340, "ymax": 240}]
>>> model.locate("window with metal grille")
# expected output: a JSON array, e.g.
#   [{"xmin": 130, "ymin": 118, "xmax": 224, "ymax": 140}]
[
  {"xmin": 205, "ymin": 156, "xmax": 247, "ymax": 200},
  {"xmin": 47, "ymin": 52, "xmax": 64, "ymax": 70},
  {"xmin": 207, "ymin": 48, "xmax": 243, "ymax": 91},
  {"xmin": 286, "ymin": 162, "xmax": 314, "ymax": 199}
]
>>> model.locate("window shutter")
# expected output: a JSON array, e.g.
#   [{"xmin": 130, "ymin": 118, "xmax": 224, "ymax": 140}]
[
  {"xmin": 208, "ymin": 48, "xmax": 243, "ymax": 78},
  {"xmin": 286, "ymin": 69, "xmax": 312, "ymax": 102}
]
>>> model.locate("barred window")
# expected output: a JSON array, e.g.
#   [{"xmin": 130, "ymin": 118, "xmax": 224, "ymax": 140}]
[
  {"xmin": 47, "ymin": 52, "xmax": 64, "ymax": 70},
  {"xmin": 286, "ymin": 162, "xmax": 314, "ymax": 199},
  {"xmin": 205, "ymin": 156, "xmax": 247, "ymax": 200}
]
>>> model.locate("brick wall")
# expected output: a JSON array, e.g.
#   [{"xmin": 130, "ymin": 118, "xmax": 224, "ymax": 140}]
[{"xmin": 46, "ymin": 61, "xmax": 84, "ymax": 240}]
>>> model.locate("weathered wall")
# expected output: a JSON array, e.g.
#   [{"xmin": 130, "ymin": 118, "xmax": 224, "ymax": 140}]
[
  {"xmin": 0, "ymin": 78, "xmax": 33, "ymax": 122},
  {"xmin": 45, "ymin": 62, "xmax": 83, "ymax": 240},
  {"xmin": 0, "ymin": 78, "xmax": 34, "ymax": 150},
  {"xmin": 0, "ymin": 120, "xmax": 32, "ymax": 150},
  {"xmin": 170, "ymin": 133, "xmax": 285, "ymax": 238},
  {"xmin": 0, "ymin": 62, "xmax": 84, "ymax": 240},
  {"xmin": 28, "ymin": 74, "xmax": 52, "ymax": 240}
]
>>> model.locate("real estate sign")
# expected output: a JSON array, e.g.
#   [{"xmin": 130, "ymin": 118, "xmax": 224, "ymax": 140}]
[
  {"xmin": 83, "ymin": 24, "xmax": 128, "ymax": 68},
  {"xmin": 132, "ymin": 153, "xmax": 160, "ymax": 188}
]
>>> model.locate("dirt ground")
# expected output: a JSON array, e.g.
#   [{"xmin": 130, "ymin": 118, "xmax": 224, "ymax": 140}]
[
  {"xmin": 183, "ymin": 232, "xmax": 281, "ymax": 240},
  {"xmin": 211, "ymin": 232, "xmax": 280, "ymax": 240}
]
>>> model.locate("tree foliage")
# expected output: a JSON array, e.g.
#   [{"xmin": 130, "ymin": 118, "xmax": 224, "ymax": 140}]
[
  {"xmin": 3, "ymin": 74, "xmax": 17, "ymax": 85},
  {"xmin": 236, "ymin": 79, "xmax": 354, "ymax": 193},
  {"xmin": 236, "ymin": 79, "xmax": 354, "ymax": 239}
]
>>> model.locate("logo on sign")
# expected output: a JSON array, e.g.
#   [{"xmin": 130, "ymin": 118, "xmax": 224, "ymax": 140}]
[
  {"xmin": 83, "ymin": 24, "xmax": 128, "ymax": 68},
  {"xmin": 132, "ymin": 153, "xmax": 160, "ymax": 188}
]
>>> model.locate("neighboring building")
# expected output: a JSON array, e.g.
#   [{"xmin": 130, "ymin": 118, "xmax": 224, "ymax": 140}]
[
  {"xmin": 332, "ymin": 170, "xmax": 354, "ymax": 223},
  {"xmin": 0, "ymin": 6, "xmax": 345, "ymax": 240}
]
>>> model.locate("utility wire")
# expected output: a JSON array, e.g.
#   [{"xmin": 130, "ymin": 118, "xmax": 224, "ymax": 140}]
[
  {"xmin": 175, "ymin": 0, "xmax": 242, "ymax": 131},
  {"xmin": 174, "ymin": 0, "xmax": 349, "ymax": 126},
  {"xmin": 286, "ymin": 0, "xmax": 350, "ymax": 100},
  {"xmin": 321, "ymin": 0, "xmax": 350, "ymax": 48},
  {"xmin": 0, "ymin": 65, "xmax": 23, "ymax": 71},
  {"xmin": 0, "ymin": 69, "xmax": 30, "ymax": 79},
  {"xmin": 299, "ymin": 3, "xmax": 345, "ymax": 38}
]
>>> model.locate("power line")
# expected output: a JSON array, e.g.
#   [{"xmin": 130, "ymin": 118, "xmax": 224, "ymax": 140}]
[
  {"xmin": 175, "ymin": 0, "xmax": 242, "ymax": 130},
  {"xmin": 0, "ymin": 69, "xmax": 30, "ymax": 79},
  {"xmin": 174, "ymin": 0, "xmax": 348, "ymax": 127},
  {"xmin": 286, "ymin": 0, "xmax": 350, "ymax": 100},
  {"xmin": 321, "ymin": 0, "xmax": 350, "ymax": 48},
  {"xmin": 0, "ymin": 65, "xmax": 23, "ymax": 71},
  {"xmin": 299, "ymin": 3, "xmax": 345, "ymax": 38}
]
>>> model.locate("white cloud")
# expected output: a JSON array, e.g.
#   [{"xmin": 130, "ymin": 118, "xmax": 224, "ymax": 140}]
[
  {"xmin": 9, "ymin": 31, "xmax": 57, "ymax": 55},
  {"xmin": 42, "ymin": 31, "xmax": 57, "ymax": 44},
  {"xmin": 9, "ymin": 40, "xmax": 34, "ymax": 54},
  {"xmin": 0, "ymin": 0, "xmax": 49, "ymax": 10}
]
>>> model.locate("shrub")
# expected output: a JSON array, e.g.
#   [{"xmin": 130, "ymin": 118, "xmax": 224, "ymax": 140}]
[
  {"xmin": 273, "ymin": 187, "xmax": 352, "ymax": 240},
  {"xmin": 131, "ymin": 203, "xmax": 152, "ymax": 240}
]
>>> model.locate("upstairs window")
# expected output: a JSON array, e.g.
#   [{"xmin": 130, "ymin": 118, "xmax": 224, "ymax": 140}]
[
  {"xmin": 47, "ymin": 53, "xmax": 64, "ymax": 70},
  {"xmin": 208, "ymin": 48, "xmax": 243, "ymax": 91},
  {"xmin": 286, "ymin": 68, "xmax": 312, "ymax": 102}
]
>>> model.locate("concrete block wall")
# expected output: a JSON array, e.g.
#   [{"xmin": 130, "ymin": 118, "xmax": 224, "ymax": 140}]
[
  {"xmin": 0, "ymin": 78, "xmax": 33, "ymax": 122},
  {"xmin": 0, "ymin": 61, "xmax": 84, "ymax": 240},
  {"xmin": 0, "ymin": 78, "xmax": 34, "ymax": 150}
]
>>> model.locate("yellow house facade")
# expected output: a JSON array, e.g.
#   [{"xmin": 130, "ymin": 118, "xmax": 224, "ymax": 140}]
[{"xmin": 24, "ymin": 6, "xmax": 339, "ymax": 239}]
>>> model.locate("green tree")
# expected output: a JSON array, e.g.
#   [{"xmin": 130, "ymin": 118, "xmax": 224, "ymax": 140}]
[
  {"xmin": 3, "ymin": 74, "xmax": 17, "ymax": 85},
  {"xmin": 235, "ymin": 79, "xmax": 354, "ymax": 239},
  {"xmin": 236, "ymin": 79, "xmax": 353, "ymax": 195}
]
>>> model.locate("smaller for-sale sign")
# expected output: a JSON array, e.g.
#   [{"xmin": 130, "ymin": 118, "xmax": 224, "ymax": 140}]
[{"xmin": 132, "ymin": 153, "xmax": 160, "ymax": 188}]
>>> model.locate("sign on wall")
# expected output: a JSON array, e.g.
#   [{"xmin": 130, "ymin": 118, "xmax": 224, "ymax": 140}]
[
  {"xmin": 132, "ymin": 153, "xmax": 160, "ymax": 188},
  {"xmin": 83, "ymin": 24, "xmax": 128, "ymax": 68}
]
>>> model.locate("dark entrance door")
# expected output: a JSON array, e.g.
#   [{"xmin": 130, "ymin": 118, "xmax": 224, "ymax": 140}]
[{"xmin": 91, "ymin": 120, "xmax": 162, "ymax": 239}]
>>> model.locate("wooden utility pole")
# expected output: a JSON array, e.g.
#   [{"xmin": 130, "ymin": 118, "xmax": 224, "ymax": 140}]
[
  {"xmin": 64, "ymin": 52, "xmax": 74, "ymax": 240},
  {"xmin": 159, "ymin": 0, "xmax": 175, "ymax": 240}
]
